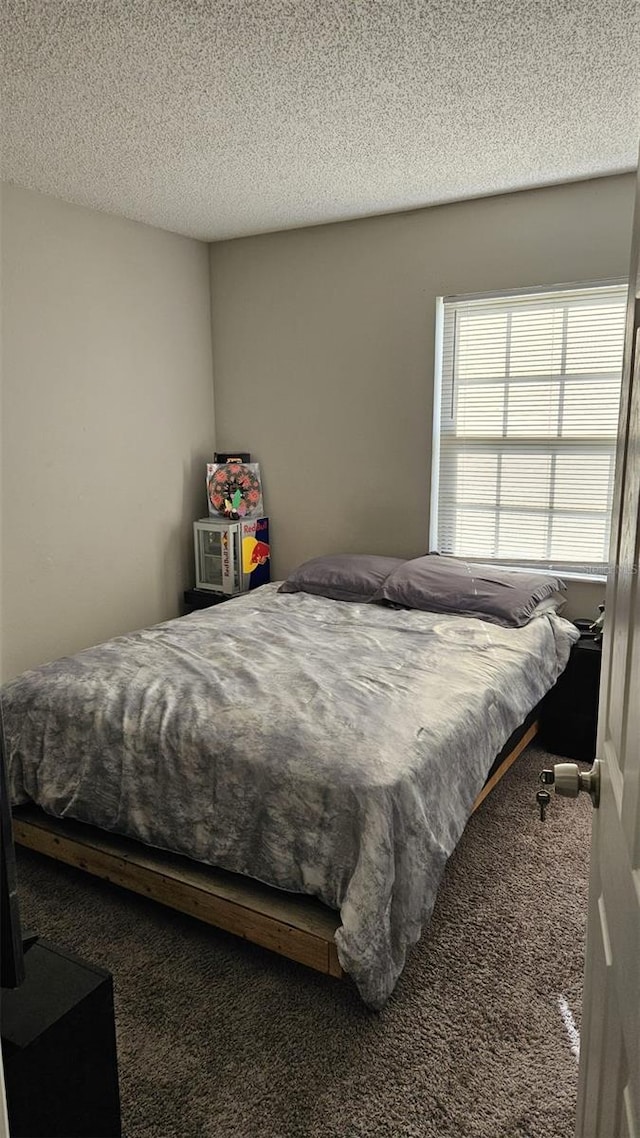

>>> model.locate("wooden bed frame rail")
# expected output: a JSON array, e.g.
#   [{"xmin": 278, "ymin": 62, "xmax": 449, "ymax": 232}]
[{"xmin": 12, "ymin": 720, "xmax": 537, "ymax": 981}]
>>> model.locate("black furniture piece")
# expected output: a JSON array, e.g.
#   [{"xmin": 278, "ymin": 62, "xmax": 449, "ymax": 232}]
[
  {"xmin": 1, "ymin": 703, "xmax": 25, "ymax": 991},
  {"xmin": 2, "ymin": 939, "xmax": 121, "ymax": 1138},
  {"xmin": 183, "ymin": 587, "xmax": 233, "ymax": 613},
  {"xmin": 539, "ymin": 631, "xmax": 603, "ymax": 761}
]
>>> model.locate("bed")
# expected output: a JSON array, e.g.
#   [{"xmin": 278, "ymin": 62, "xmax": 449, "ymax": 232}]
[{"xmin": 2, "ymin": 567, "xmax": 577, "ymax": 1009}]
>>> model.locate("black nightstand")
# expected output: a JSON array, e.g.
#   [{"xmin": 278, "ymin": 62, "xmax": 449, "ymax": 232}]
[
  {"xmin": 539, "ymin": 633, "xmax": 602, "ymax": 761},
  {"xmin": 2, "ymin": 939, "xmax": 121, "ymax": 1137},
  {"xmin": 183, "ymin": 588, "xmax": 233, "ymax": 614}
]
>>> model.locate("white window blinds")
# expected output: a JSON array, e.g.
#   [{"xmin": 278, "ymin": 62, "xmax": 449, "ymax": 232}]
[{"xmin": 433, "ymin": 283, "xmax": 627, "ymax": 575}]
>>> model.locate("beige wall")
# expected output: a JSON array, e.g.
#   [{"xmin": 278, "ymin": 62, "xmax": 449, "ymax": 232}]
[
  {"xmin": 209, "ymin": 173, "xmax": 636, "ymax": 620},
  {"xmin": 1, "ymin": 184, "xmax": 215, "ymax": 680},
  {"xmin": 1, "ymin": 175, "xmax": 632, "ymax": 681}
]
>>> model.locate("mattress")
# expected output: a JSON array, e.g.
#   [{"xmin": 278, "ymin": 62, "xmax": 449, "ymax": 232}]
[{"xmin": 2, "ymin": 583, "xmax": 578, "ymax": 1007}]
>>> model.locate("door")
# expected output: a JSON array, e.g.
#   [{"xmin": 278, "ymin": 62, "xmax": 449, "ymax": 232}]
[{"xmin": 574, "ymin": 159, "xmax": 640, "ymax": 1137}]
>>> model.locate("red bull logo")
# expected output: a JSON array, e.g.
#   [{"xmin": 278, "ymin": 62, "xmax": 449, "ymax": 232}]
[{"xmin": 251, "ymin": 541, "xmax": 270, "ymax": 566}]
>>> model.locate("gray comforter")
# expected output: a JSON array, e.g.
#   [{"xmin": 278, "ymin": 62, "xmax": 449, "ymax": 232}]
[{"xmin": 2, "ymin": 584, "xmax": 577, "ymax": 1007}]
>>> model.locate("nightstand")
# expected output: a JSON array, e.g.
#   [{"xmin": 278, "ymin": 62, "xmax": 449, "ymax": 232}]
[
  {"xmin": 183, "ymin": 588, "xmax": 233, "ymax": 614},
  {"xmin": 539, "ymin": 633, "xmax": 602, "ymax": 761},
  {"xmin": 2, "ymin": 939, "xmax": 121, "ymax": 1137}
]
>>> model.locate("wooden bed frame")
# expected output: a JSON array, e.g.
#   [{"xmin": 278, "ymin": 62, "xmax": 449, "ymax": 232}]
[{"xmin": 12, "ymin": 719, "xmax": 538, "ymax": 981}]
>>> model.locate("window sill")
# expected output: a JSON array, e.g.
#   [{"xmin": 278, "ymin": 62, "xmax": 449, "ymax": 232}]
[
  {"xmin": 549, "ymin": 572, "xmax": 607, "ymax": 585},
  {"xmin": 495, "ymin": 565, "xmax": 607, "ymax": 585},
  {"xmin": 441, "ymin": 557, "xmax": 608, "ymax": 585}
]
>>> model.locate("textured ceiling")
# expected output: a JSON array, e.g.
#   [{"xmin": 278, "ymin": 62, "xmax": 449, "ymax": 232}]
[{"xmin": 1, "ymin": 0, "xmax": 639, "ymax": 241}]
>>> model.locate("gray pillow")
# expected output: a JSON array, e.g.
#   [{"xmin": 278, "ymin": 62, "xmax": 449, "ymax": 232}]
[
  {"xmin": 279, "ymin": 554, "xmax": 407, "ymax": 603},
  {"xmin": 371, "ymin": 554, "xmax": 566, "ymax": 627}
]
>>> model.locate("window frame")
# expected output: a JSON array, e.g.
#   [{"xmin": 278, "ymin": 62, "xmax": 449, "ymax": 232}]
[{"xmin": 429, "ymin": 279, "xmax": 628, "ymax": 583}]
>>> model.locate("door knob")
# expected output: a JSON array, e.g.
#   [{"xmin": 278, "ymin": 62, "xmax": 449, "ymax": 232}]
[{"xmin": 540, "ymin": 760, "xmax": 600, "ymax": 808}]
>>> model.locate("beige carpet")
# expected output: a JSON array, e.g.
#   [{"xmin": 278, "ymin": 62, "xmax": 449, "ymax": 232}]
[{"xmin": 15, "ymin": 743, "xmax": 590, "ymax": 1138}]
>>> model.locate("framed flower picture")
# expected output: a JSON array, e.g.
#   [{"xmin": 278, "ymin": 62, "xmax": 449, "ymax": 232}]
[{"xmin": 206, "ymin": 462, "xmax": 264, "ymax": 520}]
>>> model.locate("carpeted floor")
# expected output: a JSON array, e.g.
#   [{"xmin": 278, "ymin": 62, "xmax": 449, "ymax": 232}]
[{"xmin": 15, "ymin": 743, "xmax": 590, "ymax": 1138}]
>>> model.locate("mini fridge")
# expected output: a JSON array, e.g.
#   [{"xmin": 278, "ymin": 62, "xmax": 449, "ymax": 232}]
[{"xmin": 193, "ymin": 516, "xmax": 270, "ymax": 594}]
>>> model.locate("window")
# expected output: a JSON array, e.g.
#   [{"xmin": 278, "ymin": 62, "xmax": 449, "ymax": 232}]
[{"xmin": 431, "ymin": 282, "xmax": 627, "ymax": 576}]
